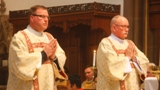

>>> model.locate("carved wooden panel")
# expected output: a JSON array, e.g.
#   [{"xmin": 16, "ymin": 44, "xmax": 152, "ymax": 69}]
[
  {"xmin": 46, "ymin": 24, "xmax": 107, "ymax": 80},
  {"xmin": 149, "ymin": 0, "xmax": 160, "ymax": 30},
  {"xmin": 0, "ymin": 66, "xmax": 8, "ymax": 85},
  {"xmin": 149, "ymin": 0, "xmax": 160, "ymax": 64}
]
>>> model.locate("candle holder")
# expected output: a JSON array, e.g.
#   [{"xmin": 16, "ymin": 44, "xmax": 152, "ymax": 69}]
[
  {"xmin": 92, "ymin": 66, "xmax": 97, "ymax": 70},
  {"xmin": 92, "ymin": 66, "xmax": 97, "ymax": 76}
]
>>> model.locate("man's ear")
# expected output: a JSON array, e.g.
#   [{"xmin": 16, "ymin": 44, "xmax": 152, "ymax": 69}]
[
  {"xmin": 111, "ymin": 24, "xmax": 116, "ymax": 32},
  {"xmin": 30, "ymin": 15, "xmax": 34, "ymax": 22}
]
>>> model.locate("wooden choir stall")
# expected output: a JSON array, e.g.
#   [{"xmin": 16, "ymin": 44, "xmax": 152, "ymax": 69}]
[
  {"xmin": 1, "ymin": 2, "xmax": 120, "ymax": 90},
  {"xmin": 148, "ymin": 0, "xmax": 160, "ymax": 90}
]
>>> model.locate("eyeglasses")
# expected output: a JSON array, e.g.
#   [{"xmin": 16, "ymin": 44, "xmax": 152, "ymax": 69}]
[
  {"xmin": 32, "ymin": 14, "xmax": 50, "ymax": 20},
  {"xmin": 115, "ymin": 24, "xmax": 130, "ymax": 29}
]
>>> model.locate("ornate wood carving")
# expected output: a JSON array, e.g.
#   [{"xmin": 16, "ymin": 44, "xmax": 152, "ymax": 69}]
[{"xmin": 9, "ymin": 2, "xmax": 120, "ymax": 34}]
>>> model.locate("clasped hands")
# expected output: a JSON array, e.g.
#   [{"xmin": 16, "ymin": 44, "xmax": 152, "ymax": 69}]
[
  {"xmin": 43, "ymin": 39, "xmax": 57, "ymax": 60},
  {"xmin": 125, "ymin": 43, "xmax": 137, "ymax": 63}
]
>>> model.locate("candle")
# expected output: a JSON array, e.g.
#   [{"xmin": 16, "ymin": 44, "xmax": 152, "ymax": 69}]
[{"xmin": 93, "ymin": 50, "xmax": 96, "ymax": 67}]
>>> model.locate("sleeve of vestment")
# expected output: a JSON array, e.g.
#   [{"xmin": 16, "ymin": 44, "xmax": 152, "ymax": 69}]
[
  {"xmin": 8, "ymin": 31, "xmax": 42, "ymax": 81},
  {"xmin": 131, "ymin": 40, "xmax": 149, "ymax": 77},
  {"xmin": 45, "ymin": 32, "xmax": 67, "ymax": 81},
  {"xmin": 54, "ymin": 41, "xmax": 66, "ymax": 71}
]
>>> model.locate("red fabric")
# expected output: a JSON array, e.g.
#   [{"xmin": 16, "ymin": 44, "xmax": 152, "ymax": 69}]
[{"xmin": 59, "ymin": 70, "xmax": 66, "ymax": 78}]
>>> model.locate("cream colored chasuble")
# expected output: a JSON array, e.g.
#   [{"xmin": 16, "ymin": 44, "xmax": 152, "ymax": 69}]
[
  {"xmin": 7, "ymin": 25, "xmax": 67, "ymax": 90},
  {"xmin": 96, "ymin": 34, "xmax": 149, "ymax": 90}
]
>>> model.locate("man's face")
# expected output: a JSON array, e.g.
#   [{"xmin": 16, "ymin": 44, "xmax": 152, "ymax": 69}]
[
  {"xmin": 112, "ymin": 17, "xmax": 129, "ymax": 39},
  {"xmin": 84, "ymin": 67, "xmax": 94, "ymax": 80},
  {"xmin": 30, "ymin": 8, "xmax": 49, "ymax": 32}
]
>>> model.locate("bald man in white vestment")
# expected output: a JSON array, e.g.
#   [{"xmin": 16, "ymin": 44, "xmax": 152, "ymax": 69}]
[{"xmin": 96, "ymin": 15, "xmax": 149, "ymax": 90}]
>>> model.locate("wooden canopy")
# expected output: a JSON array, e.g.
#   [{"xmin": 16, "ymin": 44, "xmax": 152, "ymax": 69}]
[{"xmin": 9, "ymin": 2, "xmax": 120, "ymax": 34}]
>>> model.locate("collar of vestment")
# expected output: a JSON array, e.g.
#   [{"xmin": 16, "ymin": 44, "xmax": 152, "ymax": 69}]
[
  {"xmin": 25, "ymin": 25, "xmax": 43, "ymax": 37},
  {"xmin": 109, "ymin": 33, "xmax": 125, "ymax": 44}
]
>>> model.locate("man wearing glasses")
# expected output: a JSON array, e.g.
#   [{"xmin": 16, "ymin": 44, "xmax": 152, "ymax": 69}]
[
  {"xmin": 96, "ymin": 15, "xmax": 149, "ymax": 90},
  {"xmin": 7, "ymin": 5, "xmax": 67, "ymax": 90}
]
